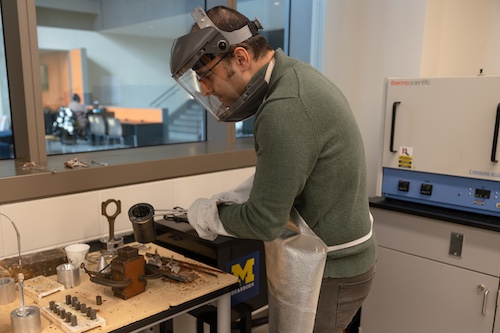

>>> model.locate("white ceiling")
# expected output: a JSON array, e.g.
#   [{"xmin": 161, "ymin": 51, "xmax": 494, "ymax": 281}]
[
  {"xmin": 100, "ymin": 13, "xmax": 192, "ymax": 40},
  {"xmin": 36, "ymin": 1, "xmax": 286, "ymax": 40}
]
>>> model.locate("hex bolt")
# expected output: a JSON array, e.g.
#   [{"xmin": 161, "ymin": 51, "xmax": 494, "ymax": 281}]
[
  {"xmin": 96, "ymin": 295, "xmax": 102, "ymax": 305},
  {"xmin": 65, "ymin": 312, "xmax": 72, "ymax": 323},
  {"xmin": 80, "ymin": 303, "xmax": 86, "ymax": 313},
  {"xmin": 71, "ymin": 314, "xmax": 77, "ymax": 327},
  {"xmin": 66, "ymin": 295, "xmax": 72, "ymax": 305}
]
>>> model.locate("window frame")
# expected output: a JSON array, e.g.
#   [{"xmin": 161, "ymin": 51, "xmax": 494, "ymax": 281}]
[{"xmin": 0, "ymin": 0, "xmax": 256, "ymax": 205}]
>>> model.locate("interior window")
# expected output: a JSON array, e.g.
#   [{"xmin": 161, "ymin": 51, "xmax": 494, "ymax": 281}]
[
  {"xmin": 0, "ymin": 4, "xmax": 14, "ymax": 160},
  {"xmin": 36, "ymin": 1, "xmax": 290, "ymax": 151},
  {"xmin": 37, "ymin": 1, "xmax": 205, "ymax": 155}
]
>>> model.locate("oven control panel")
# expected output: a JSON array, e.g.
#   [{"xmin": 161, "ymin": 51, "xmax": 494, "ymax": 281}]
[{"xmin": 382, "ymin": 168, "xmax": 500, "ymax": 216}]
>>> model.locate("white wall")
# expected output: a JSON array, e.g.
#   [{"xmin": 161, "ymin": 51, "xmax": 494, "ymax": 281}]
[
  {"xmin": 421, "ymin": 0, "xmax": 500, "ymax": 77},
  {"xmin": 322, "ymin": 0, "xmax": 500, "ymax": 196},
  {"xmin": 322, "ymin": 0, "xmax": 428, "ymax": 197}
]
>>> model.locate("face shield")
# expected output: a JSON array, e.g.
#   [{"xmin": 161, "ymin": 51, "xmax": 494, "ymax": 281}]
[{"xmin": 170, "ymin": 7, "xmax": 268, "ymax": 122}]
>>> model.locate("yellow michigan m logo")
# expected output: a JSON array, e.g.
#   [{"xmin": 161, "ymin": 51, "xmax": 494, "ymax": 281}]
[{"xmin": 231, "ymin": 258, "xmax": 255, "ymax": 284}]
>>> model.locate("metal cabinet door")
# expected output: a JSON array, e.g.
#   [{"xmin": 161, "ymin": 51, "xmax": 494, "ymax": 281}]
[{"xmin": 360, "ymin": 246, "xmax": 498, "ymax": 333}]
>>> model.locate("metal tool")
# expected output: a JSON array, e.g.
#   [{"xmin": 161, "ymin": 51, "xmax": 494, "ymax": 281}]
[
  {"xmin": 0, "ymin": 213, "xmax": 22, "ymax": 267},
  {"xmin": 91, "ymin": 160, "xmax": 108, "ymax": 166},
  {"xmin": 85, "ymin": 246, "xmax": 162, "ymax": 299},
  {"xmin": 100, "ymin": 199, "xmax": 124, "ymax": 254},
  {"xmin": 10, "ymin": 273, "xmax": 41, "ymax": 333},
  {"xmin": 162, "ymin": 206, "xmax": 188, "ymax": 223},
  {"xmin": 145, "ymin": 252, "xmax": 224, "ymax": 277},
  {"xmin": 128, "ymin": 203, "xmax": 156, "ymax": 244},
  {"xmin": 128, "ymin": 204, "xmax": 188, "ymax": 244},
  {"xmin": 56, "ymin": 263, "xmax": 81, "ymax": 289},
  {"xmin": 96, "ymin": 256, "xmax": 111, "ymax": 274},
  {"xmin": 0, "ymin": 278, "xmax": 16, "ymax": 305}
]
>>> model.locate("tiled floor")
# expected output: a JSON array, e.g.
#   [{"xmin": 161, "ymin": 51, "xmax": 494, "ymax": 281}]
[
  {"xmin": 251, "ymin": 323, "xmax": 269, "ymax": 333},
  {"xmin": 194, "ymin": 315, "xmax": 269, "ymax": 333},
  {"xmin": 247, "ymin": 307, "xmax": 268, "ymax": 333}
]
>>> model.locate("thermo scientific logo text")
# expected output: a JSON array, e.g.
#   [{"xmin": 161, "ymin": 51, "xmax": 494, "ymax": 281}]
[{"xmin": 390, "ymin": 79, "xmax": 431, "ymax": 86}]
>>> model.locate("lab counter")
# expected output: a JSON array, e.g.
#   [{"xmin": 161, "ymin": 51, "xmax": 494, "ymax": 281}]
[
  {"xmin": 0, "ymin": 243, "xmax": 239, "ymax": 333},
  {"xmin": 369, "ymin": 196, "xmax": 500, "ymax": 232},
  {"xmin": 363, "ymin": 197, "xmax": 500, "ymax": 333}
]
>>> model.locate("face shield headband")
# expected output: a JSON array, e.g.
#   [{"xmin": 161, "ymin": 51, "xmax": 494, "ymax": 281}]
[{"xmin": 170, "ymin": 7, "xmax": 268, "ymax": 122}]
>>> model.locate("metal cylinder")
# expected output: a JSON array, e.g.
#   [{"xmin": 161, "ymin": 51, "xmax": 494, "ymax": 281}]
[
  {"xmin": 56, "ymin": 263, "xmax": 81, "ymax": 288},
  {"xmin": 10, "ymin": 306, "xmax": 42, "ymax": 333},
  {"xmin": 0, "ymin": 277, "xmax": 16, "ymax": 305},
  {"xmin": 99, "ymin": 235, "xmax": 124, "ymax": 254},
  {"xmin": 128, "ymin": 203, "xmax": 157, "ymax": 243}
]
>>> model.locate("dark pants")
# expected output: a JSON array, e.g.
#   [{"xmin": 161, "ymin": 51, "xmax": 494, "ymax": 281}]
[{"xmin": 313, "ymin": 265, "xmax": 376, "ymax": 333}]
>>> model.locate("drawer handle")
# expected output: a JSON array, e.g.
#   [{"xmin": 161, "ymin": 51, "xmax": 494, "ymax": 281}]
[{"xmin": 478, "ymin": 284, "xmax": 489, "ymax": 315}]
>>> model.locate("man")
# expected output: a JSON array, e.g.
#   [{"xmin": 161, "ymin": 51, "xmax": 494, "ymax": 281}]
[
  {"xmin": 170, "ymin": 6, "xmax": 376, "ymax": 333},
  {"xmin": 68, "ymin": 93, "xmax": 88, "ymax": 138}
]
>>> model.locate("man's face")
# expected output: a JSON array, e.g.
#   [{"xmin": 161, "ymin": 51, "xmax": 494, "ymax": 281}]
[{"xmin": 196, "ymin": 54, "xmax": 246, "ymax": 108}]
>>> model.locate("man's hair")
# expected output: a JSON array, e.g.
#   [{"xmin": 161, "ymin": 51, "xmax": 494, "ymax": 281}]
[{"xmin": 203, "ymin": 6, "xmax": 273, "ymax": 60}]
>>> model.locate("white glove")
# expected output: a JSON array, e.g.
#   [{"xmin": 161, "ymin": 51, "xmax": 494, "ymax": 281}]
[
  {"xmin": 187, "ymin": 174, "xmax": 255, "ymax": 241},
  {"xmin": 187, "ymin": 197, "xmax": 235, "ymax": 241},
  {"xmin": 213, "ymin": 174, "xmax": 254, "ymax": 204}
]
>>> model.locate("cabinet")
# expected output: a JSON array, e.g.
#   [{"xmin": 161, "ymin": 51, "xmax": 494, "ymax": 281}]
[
  {"xmin": 361, "ymin": 206, "xmax": 500, "ymax": 333},
  {"xmin": 121, "ymin": 121, "xmax": 163, "ymax": 147}
]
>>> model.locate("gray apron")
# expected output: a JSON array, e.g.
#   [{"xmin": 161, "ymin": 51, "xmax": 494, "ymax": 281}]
[
  {"xmin": 264, "ymin": 208, "xmax": 327, "ymax": 333},
  {"xmin": 265, "ymin": 210, "xmax": 374, "ymax": 333}
]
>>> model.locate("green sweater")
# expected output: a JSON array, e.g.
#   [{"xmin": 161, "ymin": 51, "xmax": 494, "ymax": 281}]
[{"xmin": 219, "ymin": 49, "xmax": 376, "ymax": 278}]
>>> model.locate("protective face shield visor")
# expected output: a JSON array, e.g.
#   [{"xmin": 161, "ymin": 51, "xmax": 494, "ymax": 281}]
[{"xmin": 170, "ymin": 7, "xmax": 267, "ymax": 122}]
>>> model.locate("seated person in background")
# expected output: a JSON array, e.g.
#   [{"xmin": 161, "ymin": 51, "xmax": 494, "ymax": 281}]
[{"xmin": 68, "ymin": 93, "xmax": 88, "ymax": 139}]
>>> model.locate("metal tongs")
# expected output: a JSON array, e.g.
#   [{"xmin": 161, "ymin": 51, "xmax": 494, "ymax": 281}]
[{"xmin": 157, "ymin": 207, "xmax": 188, "ymax": 223}]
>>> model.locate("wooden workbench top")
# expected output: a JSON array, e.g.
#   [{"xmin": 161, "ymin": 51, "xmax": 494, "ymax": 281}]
[{"xmin": 0, "ymin": 243, "xmax": 238, "ymax": 332}]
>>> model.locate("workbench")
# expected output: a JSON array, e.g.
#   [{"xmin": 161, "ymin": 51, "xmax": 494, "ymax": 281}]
[{"xmin": 0, "ymin": 243, "xmax": 239, "ymax": 333}]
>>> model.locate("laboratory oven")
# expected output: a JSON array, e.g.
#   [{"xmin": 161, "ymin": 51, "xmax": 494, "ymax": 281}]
[{"xmin": 379, "ymin": 76, "xmax": 500, "ymax": 216}]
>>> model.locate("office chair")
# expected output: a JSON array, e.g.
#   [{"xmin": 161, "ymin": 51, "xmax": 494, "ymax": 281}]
[
  {"xmin": 88, "ymin": 114, "xmax": 106, "ymax": 145},
  {"xmin": 105, "ymin": 117, "xmax": 125, "ymax": 146}
]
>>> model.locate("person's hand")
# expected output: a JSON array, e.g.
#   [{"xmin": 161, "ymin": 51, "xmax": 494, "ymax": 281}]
[
  {"xmin": 187, "ymin": 198, "xmax": 234, "ymax": 241},
  {"xmin": 187, "ymin": 174, "xmax": 254, "ymax": 240}
]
